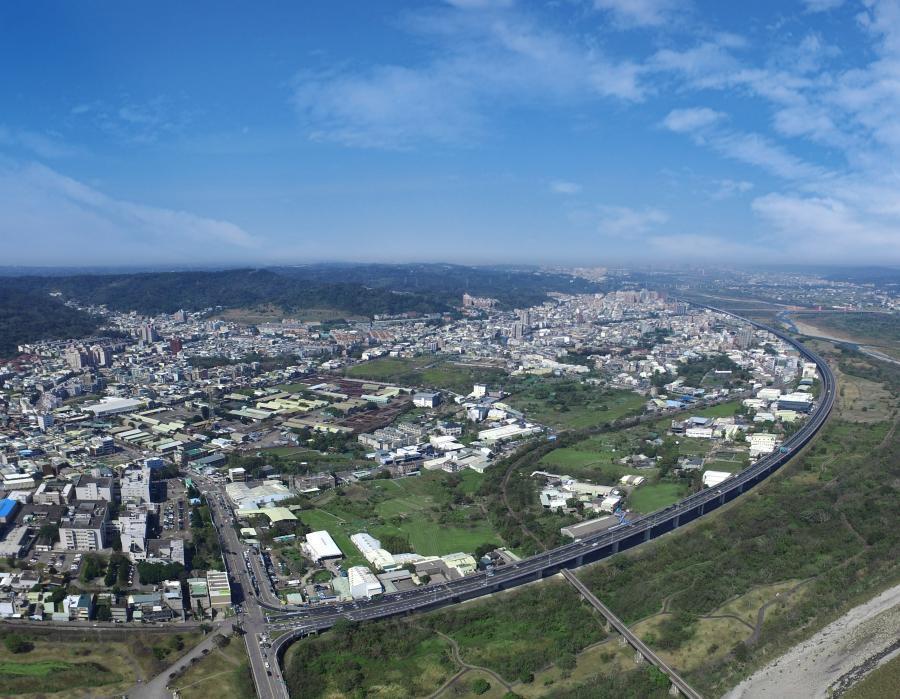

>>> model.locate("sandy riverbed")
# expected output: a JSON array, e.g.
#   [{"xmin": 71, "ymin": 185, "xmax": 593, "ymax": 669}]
[{"xmin": 725, "ymin": 584, "xmax": 900, "ymax": 699}]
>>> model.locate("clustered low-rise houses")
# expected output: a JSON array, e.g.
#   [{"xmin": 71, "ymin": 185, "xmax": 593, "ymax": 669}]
[{"xmin": 0, "ymin": 283, "xmax": 827, "ymax": 613}]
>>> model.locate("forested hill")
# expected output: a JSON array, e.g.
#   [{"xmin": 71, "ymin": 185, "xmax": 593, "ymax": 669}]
[
  {"xmin": 271, "ymin": 263, "xmax": 603, "ymax": 308},
  {"xmin": 0, "ymin": 289, "xmax": 100, "ymax": 356},
  {"xmin": 0, "ymin": 265, "xmax": 600, "ymax": 317},
  {"xmin": 0, "ymin": 269, "xmax": 446, "ymax": 317}
]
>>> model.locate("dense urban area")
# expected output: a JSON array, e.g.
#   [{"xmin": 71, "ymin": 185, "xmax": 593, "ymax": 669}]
[{"xmin": 0, "ymin": 264, "xmax": 896, "ymax": 698}]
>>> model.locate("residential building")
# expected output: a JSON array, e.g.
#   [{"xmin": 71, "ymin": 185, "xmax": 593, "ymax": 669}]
[
  {"xmin": 206, "ymin": 570, "xmax": 231, "ymax": 608},
  {"xmin": 120, "ymin": 465, "xmax": 153, "ymax": 504},
  {"xmin": 59, "ymin": 501, "xmax": 109, "ymax": 551},
  {"xmin": 74, "ymin": 475, "xmax": 114, "ymax": 502}
]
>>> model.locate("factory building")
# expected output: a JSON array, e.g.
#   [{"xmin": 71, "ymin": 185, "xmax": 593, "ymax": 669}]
[
  {"xmin": 348, "ymin": 565, "xmax": 383, "ymax": 599},
  {"xmin": 305, "ymin": 530, "xmax": 343, "ymax": 562}
]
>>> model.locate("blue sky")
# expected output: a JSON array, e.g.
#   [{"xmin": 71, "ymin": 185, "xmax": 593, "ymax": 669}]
[{"xmin": 2, "ymin": 0, "xmax": 899, "ymax": 267}]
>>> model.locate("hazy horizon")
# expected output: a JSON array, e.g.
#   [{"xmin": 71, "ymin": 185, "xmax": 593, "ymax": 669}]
[{"xmin": 4, "ymin": 1, "xmax": 900, "ymax": 266}]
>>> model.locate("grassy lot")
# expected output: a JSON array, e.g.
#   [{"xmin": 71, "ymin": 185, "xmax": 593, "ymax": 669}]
[
  {"xmin": 691, "ymin": 399, "xmax": 744, "ymax": 418},
  {"xmin": 345, "ymin": 356, "xmax": 507, "ymax": 393},
  {"xmin": 0, "ymin": 628, "xmax": 202, "ymax": 697},
  {"xmin": 507, "ymin": 380, "xmax": 645, "ymax": 430},
  {"xmin": 703, "ymin": 459, "xmax": 745, "ymax": 473},
  {"xmin": 836, "ymin": 367, "xmax": 897, "ymax": 422},
  {"xmin": 0, "ymin": 659, "xmax": 121, "ymax": 695},
  {"xmin": 627, "ymin": 482, "xmax": 689, "ymax": 513},
  {"xmin": 791, "ymin": 311, "xmax": 899, "ymax": 354},
  {"xmin": 170, "ymin": 635, "xmax": 254, "ymax": 699},
  {"xmin": 538, "ymin": 444, "xmax": 658, "ymax": 484},
  {"xmin": 844, "ymin": 653, "xmax": 900, "ymax": 699},
  {"xmin": 300, "ymin": 471, "xmax": 502, "ymax": 561}
]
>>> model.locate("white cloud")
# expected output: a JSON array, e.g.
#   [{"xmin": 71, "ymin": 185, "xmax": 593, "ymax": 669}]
[
  {"xmin": 751, "ymin": 190, "xmax": 900, "ymax": 262},
  {"xmin": 292, "ymin": 5, "xmax": 647, "ymax": 148},
  {"xmin": 709, "ymin": 131, "xmax": 828, "ymax": 180},
  {"xmin": 650, "ymin": 40, "xmax": 742, "ymax": 87},
  {"xmin": 802, "ymin": 0, "xmax": 845, "ymax": 12},
  {"xmin": 595, "ymin": 204, "xmax": 668, "ymax": 236},
  {"xmin": 444, "ymin": 0, "xmax": 514, "ymax": 8},
  {"xmin": 593, "ymin": 0, "xmax": 685, "ymax": 28},
  {"xmin": 711, "ymin": 178, "xmax": 754, "ymax": 199},
  {"xmin": 661, "ymin": 107, "xmax": 725, "ymax": 133},
  {"xmin": 550, "ymin": 180, "xmax": 582, "ymax": 194},
  {"xmin": 293, "ymin": 65, "xmax": 483, "ymax": 148},
  {"xmin": 68, "ymin": 97, "xmax": 191, "ymax": 144},
  {"xmin": 0, "ymin": 126, "xmax": 81, "ymax": 159},
  {"xmin": 0, "ymin": 157, "xmax": 259, "ymax": 265}
]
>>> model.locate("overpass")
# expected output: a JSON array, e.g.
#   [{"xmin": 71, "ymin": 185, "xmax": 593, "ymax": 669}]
[
  {"xmin": 267, "ymin": 309, "xmax": 835, "ymax": 693},
  {"xmin": 561, "ymin": 569, "xmax": 701, "ymax": 699}
]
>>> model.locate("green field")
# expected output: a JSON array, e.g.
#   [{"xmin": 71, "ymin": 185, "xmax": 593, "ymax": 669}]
[
  {"xmin": 539, "ymin": 445, "xmax": 657, "ymax": 485},
  {"xmin": 538, "ymin": 400, "xmax": 744, "ymax": 483},
  {"xmin": 345, "ymin": 356, "xmax": 507, "ymax": 393},
  {"xmin": 0, "ymin": 627, "xmax": 202, "ymax": 696},
  {"xmin": 0, "ymin": 659, "xmax": 122, "ymax": 694},
  {"xmin": 703, "ymin": 458, "xmax": 745, "ymax": 473},
  {"xmin": 792, "ymin": 311, "xmax": 900, "ymax": 355},
  {"xmin": 299, "ymin": 471, "xmax": 502, "ymax": 562},
  {"xmin": 507, "ymin": 380, "xmax": 646, "ymax": 430},
  {"xmin": 0, "ymin": 660, "xmax": 79, "ymax": 676},
  {"xmin": 627, "ymin": 482, "xmax": 689, "ymax": 513}
]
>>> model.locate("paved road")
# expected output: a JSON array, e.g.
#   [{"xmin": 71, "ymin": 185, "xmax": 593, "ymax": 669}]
[
  {"xmin": 128, "ymin": 619, "xmax": 234, "ymax": 699},
  {"xmin": 200, "ymin": 477, "xmax": 289, "ymax": 699}
]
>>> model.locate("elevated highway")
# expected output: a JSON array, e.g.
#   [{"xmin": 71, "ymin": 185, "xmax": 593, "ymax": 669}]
[{"xmin": 267, "ymin": 311, "xmax": 835, "ymax": 693}]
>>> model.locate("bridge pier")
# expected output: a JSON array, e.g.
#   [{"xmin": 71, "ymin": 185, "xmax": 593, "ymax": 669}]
[
  {"xmin": 618, "ymin": 635, "xmax": 629, "ymax": 647},
  {"xmin": 644, "ymin": 528, "xmax": 651, "ymax": 542},
  {"xmin": 672, "ymin": 513, "xmax": 680, "ymax": 528},
  {"xmin": 669, "ymin": 681, "xmax": 682, "ymax": 696},
  {"xmin": 611, "ymin": 540, "xmax": 619, "ymax": 554},
  {"xmin": 634, "ymin": 650, "xmax": 645, "ymax": 666},
  {"xmin": 575, "ymin": 554, "xmax": 584, "ymax": 566}
]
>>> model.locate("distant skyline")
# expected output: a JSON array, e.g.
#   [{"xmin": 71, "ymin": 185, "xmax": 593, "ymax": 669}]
[{"xmin": 3, "ymin": 1, "xmax": 900, "ymax": 266}]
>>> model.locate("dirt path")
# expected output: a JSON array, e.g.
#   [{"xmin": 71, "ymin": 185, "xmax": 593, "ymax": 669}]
[
  {"xmin": 500, "ymin": 451, "xmax": 547, "ymax": 552},
  {"xmin": 420, "ymin": 627, "xmax": 513, "ymax": 699},
  {"xmin": 877, "ymin": 417, "xmax": 898, "ymax": 450},
  {"xmin": 725, "ymin": 583, "xmax": 900, "ymax": 699}
]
